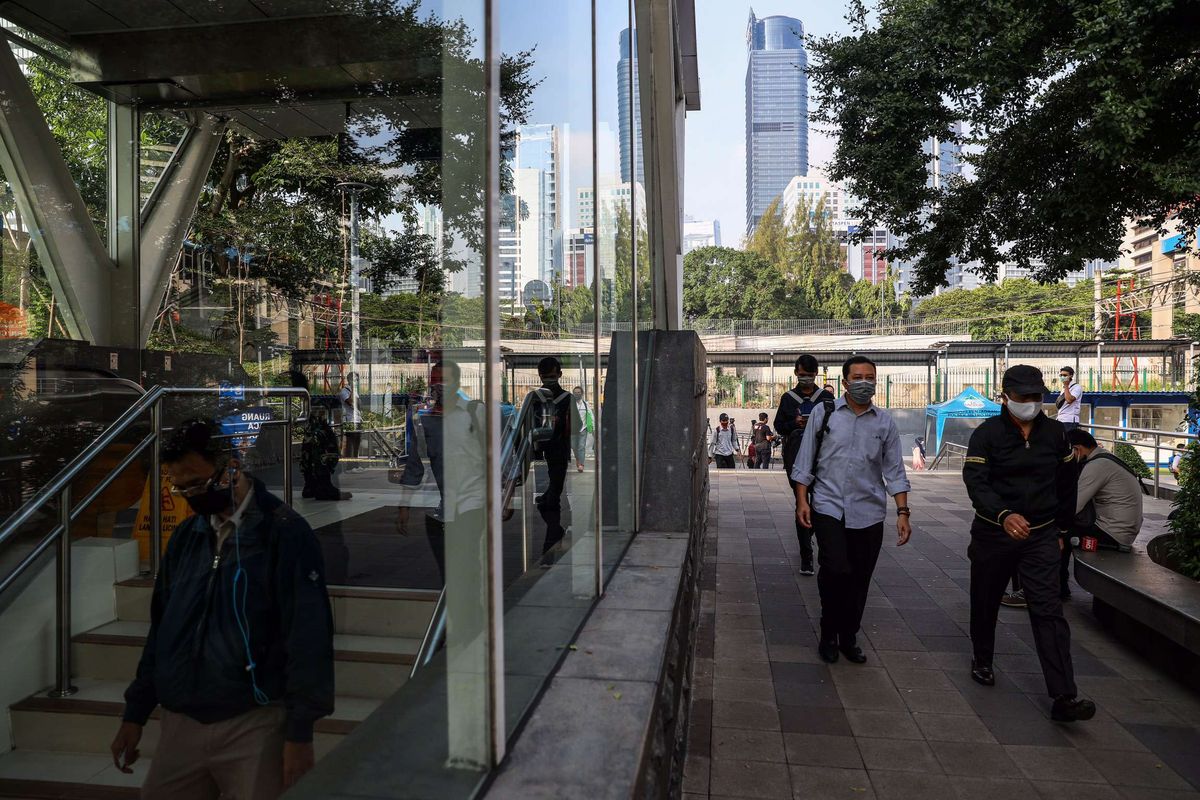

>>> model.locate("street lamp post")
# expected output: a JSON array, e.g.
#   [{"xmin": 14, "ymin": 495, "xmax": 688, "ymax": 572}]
[{"xmin": 337, "ymin": 182, "xmax": 372, "ymax": 423}]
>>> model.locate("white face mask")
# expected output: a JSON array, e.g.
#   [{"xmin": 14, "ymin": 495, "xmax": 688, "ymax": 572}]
[{"xmin": 1005, "ymin": 396, "xmax": 1041, "ymax": 421}]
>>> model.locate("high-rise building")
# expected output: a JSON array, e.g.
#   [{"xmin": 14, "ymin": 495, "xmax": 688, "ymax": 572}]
[
  {"xmin": 564, "ymin": 228, "xmax": 595, "ymax": 288},
  {"xmin": 618, "ymin": 29, "xmax": 644, "ymax": 186},
  {"xmin": 508, "ymin": 123, "xmax": 567, "ymax": 299},
  {"xmin": 1112, "ymin": 218, "xmax": 1200, "ymax": 337},
  {"xmin": 682, "ymin": 216, "xmax": 721, "ymax": 255},
  {"xmin": 745, "ymin": 10, "xmax": 808, "ymax": 236}
]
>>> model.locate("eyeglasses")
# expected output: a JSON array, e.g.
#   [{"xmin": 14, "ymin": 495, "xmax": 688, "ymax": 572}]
[{"xmin": 169, "ymin": 467, "xmax": 225, "ymax": 497}]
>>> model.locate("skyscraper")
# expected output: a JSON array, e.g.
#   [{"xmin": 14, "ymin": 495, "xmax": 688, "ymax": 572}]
[
  {"xmin": 618, "ymin": 28, "xmax": 644, "ymax": 185},
  {"xmin": 745, "ymin": 10, "xmax": 808, "ymax": 235}
]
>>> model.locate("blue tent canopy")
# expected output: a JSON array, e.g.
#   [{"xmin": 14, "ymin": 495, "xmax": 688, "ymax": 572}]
[{"xmin": 925, "ymin": 387, "xmax": 1001, "ymax": 452}]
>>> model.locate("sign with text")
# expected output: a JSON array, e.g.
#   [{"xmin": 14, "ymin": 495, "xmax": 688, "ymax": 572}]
[{"xmin": 133, "ymin": 466, "xmax": 188, "ymax": 562}]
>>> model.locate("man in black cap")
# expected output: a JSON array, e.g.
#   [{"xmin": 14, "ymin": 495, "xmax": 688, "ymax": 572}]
[{"xmin": 962, "ymin": 365, "xmax": 1096, "ymax": 722}]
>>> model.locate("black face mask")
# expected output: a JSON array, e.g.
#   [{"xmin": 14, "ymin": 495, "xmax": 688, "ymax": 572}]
[{"xmin": 184, "ymin": 468, "xmax": 235, "ymax": 517}]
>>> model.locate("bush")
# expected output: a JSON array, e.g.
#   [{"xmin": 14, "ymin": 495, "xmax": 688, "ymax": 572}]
[
  {"xmin": 1112, "ymin": 441, "xmax": 1152, "ymax": 479},
  {"xmin": 1168, "ymin": 438, "xmax": 1200, "ymax": 580}
]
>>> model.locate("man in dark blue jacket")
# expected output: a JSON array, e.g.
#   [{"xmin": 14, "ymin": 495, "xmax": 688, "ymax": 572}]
[{"xmin": 111, "ymin": 418, "xmax": 334, "ymax": 798}]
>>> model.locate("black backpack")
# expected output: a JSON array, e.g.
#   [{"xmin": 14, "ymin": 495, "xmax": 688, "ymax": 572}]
[
  {"xmin": 782, "ymin": 390, "xmax": 833, "ymax": 472},
  {"xmin": 528, "ymin": 387, "xmax": 570, "ymax": 457}
]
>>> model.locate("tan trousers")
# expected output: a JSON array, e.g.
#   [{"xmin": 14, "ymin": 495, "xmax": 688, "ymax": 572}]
[{"xmin": 141, "ymin": 706, "xmax": 285, "ymax": 800}]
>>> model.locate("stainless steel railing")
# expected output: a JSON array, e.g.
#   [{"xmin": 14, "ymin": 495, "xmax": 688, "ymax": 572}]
[
  {"xmin": 1083, "ymin": 422, "xmax": 1197, "ymax": 499},
  {"xmin": 0, "ymin": 385, "xmax": 309, "ymax": 697},
  {"xmin": 928, "ymin": 441, "xmax": 969, "ymax": 471}
]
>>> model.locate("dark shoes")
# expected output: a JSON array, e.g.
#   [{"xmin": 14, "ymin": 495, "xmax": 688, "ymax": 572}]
[
  {"xmin": 800, "ymin": 556, "xmax": 815, "ymax": 576},
  {"xmin": 818, "ymin": 640, "xmax": 840, "ymax": 663},
  {"xmin": 1051, "ymin": 695, "xmax": 1097, "ymax": 722},
  {"xmin": 840, "ymin": 644, "xmax": 867, "ymax": 664},
  {"xmin": 971, "ymin": 660, "xmax": 995, "ymax": 686}
]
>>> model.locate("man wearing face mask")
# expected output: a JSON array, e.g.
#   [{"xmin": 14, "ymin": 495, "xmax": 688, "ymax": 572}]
[
  {"xmin": 775, "ymin": 354, "xmax": 835, "ymax": 575},
  {"xmin": 793, "ymin": 356, "xmax": 911, "ymax": 664},
  {"xmin": 112, "ymin": 419, "xmax": 334, "ymax": 798},
  {"xmin": 962, "ymin": 365, "xmax": 1096, "ymax": 722}
]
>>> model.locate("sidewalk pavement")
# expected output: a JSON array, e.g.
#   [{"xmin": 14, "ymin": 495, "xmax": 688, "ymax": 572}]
[{"xmin": 684, "ymin": 471, "xmax": 1200, "ymax": 800}]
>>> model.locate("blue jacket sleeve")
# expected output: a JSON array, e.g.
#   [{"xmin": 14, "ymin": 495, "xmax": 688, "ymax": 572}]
[{"xmin": 275, "ymin": 513, "xmax": 335, "ymax": 742}]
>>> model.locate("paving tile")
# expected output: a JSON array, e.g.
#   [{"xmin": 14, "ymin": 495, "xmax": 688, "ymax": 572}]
[
  {"xmin": 866, "ymin": 769, "xmax": 955, "ymax": 800},
  {"xmin": 1112, "ymin": 788, "xmax": 1200, "ymax": 800},
  {"xmin": 1080, "ymin": 748, "xmax": 1194, "ymax": 791},
  {"xmin": 1124, "ymin": 723, "xmax": 1200, "ymax": 789},
  {"xmin": 886, "ymin": 666, "xmax": 956, "ymax": 691},
  {"xmin": 896, "ymin": 687, "xmax": 974, "ymax": 715},
  {"xmin": 770, "ymin": 661, "xmax": 833, "ymax": 686},
  {"xmin": 855, "ymin": 738, "xmax": 941, "ymax": 774},
  {"xmin": 788, "ymin": 765, "xmax": 876, "ymax": 799},
  {"xmin": 774, "ymin": 681, "xmax": 842, "ymax": 709},
  {"xmin": 711, "ymin": 727, "xmax": 787, "ymax": 764},
  {"xmin": 949, "ymin": 775, "xmax": 1037, "ymax": 800},
  {"xmin": 1031, "ymin": 782, "xmax": 1126, "ymax": 800},
  {"xmin": 1005, "ymin": 744, "xmax": 1107, "ymax": 784},
  {"xmin": 777, "ymin": 706, "xmax": 852, "ymax": 736},
  {"xmin": 836, "ymin": 682, "xmax": 908, "ymax": 711},
  {"xmin": 844, "ymin": 710, "xmax": 924, "ymax": 741},
  {"xmin": 782, "ymin": 733, "xmax": 863, "ymax": 770},
  {"xmin": 928, "ymin": 740, "xmax": 1018, "ymax": 777},
  {"xmin": 709, "ymin": 758, "xmax": 791, "ymax": 800},
  {"xmin": 712, "ymin": 699, "xmax": 781, "ymax": 731},
  {"xmin": 980, "ymin": 714, "xmax": 1073, "ymax": 747},
  {"xmin": 911, "ymin": 712, "xmax": 997, "ymax": 744},
  {"xmin": 712, "ymin": 678, "xmax": 778, "ymax": 705}
]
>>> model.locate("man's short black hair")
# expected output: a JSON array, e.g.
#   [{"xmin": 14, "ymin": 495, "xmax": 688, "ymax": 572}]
[
  {"xmin": 538, "ymin": 356, "xmax": 562, "ymax": 377},
  {"xmin": 1066, "ymin": 429, "xmax": 1097, "ymax": 449},
  {"xmin": 758, "ymin": 412, "xmax": 768, "ymax": 420},
  {"xmin": 719, "ymin": 412, "xmax": 729, "ymax": 421},
  {"xmin": 795, "ymin": 354, "xmax": 818, "ymax": 373},
  {"xmin": 1061, "ymin": 366, "xmax": 1075, "ymax": 376},
  {"xmin": 161, "ymin": 418, "xmax": 225, "ymax": 465},
  {"xmin": 842, "ymin": 355, "xmax": 877, "ymax": 378}
]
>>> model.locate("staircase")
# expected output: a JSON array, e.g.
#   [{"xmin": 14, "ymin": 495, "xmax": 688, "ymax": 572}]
[{"xmin": 0, "ymin": 572, "xmax": 436, "ymax": 798}]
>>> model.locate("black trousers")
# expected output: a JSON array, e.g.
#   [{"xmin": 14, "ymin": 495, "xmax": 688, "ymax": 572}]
[
  {"xmin": 968, "ymin": 520, "xmax": 1077, "ymax": 698},
  {"xmin": 714, "ymin": 453, "xmax": 736, "ymax": 469},
  {"xmin": 788, "ymin": 476, "xmax": 814, "ymax": 560},
  {"xmin": 538, "ymin": 444, "xmax": 570, "ymax": 554},
  {"xmin": 813, "ymin": 513, "xmax": 883, "ymax": 645}
]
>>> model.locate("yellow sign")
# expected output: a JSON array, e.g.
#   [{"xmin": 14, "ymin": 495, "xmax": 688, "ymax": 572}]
[{"xmin": 133, "ymin": 467, "xmax": 191, "ymax": 561}]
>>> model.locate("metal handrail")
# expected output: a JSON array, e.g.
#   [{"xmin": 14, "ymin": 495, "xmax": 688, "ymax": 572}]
[
  {"xmin": 1084, "ymin": 422, "xmax": 1197, "ymax": 499},
  {"xmin": 928, "ymin": 441, "xmax": 969, "ymax": 471},
  {"xmin": 0, "ymin": 384, "xmax": 309, "ymax": 697}
]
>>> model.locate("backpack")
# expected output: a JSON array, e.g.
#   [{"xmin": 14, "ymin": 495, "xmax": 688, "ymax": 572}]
[
  {"xmin": 528, "ymin": 387, "xmax": 571, "ymax": 456},
  {"xmin": 782, "ymin": 390, "xmax": 832, "ymax": 472}
]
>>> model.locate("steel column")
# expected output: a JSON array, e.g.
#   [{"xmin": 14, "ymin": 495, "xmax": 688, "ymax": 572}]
[
  {"xmin": 49, "ymin": 487, "xmax": 78, "ymax": 698},
  {"xmin": 107, "ymin": 102, "xmax": 142, "ymax": 347},
  {"xmin": 150, "ymin": 400, "xmax": 163, "ymax": 577}
]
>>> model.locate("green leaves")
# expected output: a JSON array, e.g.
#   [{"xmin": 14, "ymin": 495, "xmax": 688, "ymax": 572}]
[{"xmin": 809, "ymin": 0, "xmax": 1200, "ymax": 296}]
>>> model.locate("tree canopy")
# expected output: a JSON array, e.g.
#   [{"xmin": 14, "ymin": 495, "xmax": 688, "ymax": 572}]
[
  {"xmin": 809, "ymin": 0, "xmax": 1200, "ymax": 296},
  {"xmin": 911, "ymin": 279, "xmax": 1096, "ymax": 340}
]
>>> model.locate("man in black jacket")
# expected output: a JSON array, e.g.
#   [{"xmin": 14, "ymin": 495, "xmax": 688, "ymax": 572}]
[
  {"xmin": 531, "ymin": 356, "xmax": 580, "ymax": 562},
  {"xmin": 774, "ymin": 354, "xmax": 834, "ymax": 575},
  {"xmin": 111, "ymin": 419, "xmax": 334, "ymax": 798},
  {"xmin": 963, "ymin": 366, "xmax": 1095, "ymax": 722}
]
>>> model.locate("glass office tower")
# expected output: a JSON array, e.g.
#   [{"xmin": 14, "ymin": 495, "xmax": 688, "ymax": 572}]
[{"xmin": 745, "ymin": 11, "xmax": 808, "ymax": 235}]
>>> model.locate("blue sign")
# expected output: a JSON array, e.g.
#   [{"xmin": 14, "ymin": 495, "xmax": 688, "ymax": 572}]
[
  {"xmin": 219, "ymin": 406, "xmax": 273, "ymax": 458},
  {"xmin": 583, "ymin": 232, "xmax": 595, "ymax": 244},
  {"xmin": 218, "ymin": 382, "xmax": 245, "ymax": 401}
]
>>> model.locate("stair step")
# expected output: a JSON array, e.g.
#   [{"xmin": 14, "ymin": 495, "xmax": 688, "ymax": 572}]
[
  {"xmin": 0, "ymin": 750, "xmax": 143, "ymax": 798},
  {"xmin": 10, "ymin": 679, "xmax": 377, "ymax": 759},
  {"xmin": 114, "ymin": 580, "xmax": 438, "ymax": 639},
  {"xmin": 72, "ymin": 621, "xmax": 418, "ymax": 699}
]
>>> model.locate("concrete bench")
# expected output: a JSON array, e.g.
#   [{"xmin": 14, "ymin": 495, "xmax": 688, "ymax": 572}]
[{"xmin": 1072, "ymin": 500, "xmax": 1200, "ymax": 684}]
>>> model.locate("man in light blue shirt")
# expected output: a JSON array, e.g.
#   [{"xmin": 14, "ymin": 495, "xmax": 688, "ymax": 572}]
[{"xmin": 793, "ymin": 356, "xmax": 912, "ymax": 664}]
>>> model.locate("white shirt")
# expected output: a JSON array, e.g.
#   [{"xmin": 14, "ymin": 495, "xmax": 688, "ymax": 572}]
[
  {"xmin": 1059, "ymin": 380, "xmax": 1082, "ymax": 423},
  {"xmin": 338, "ymin": 387, "xmax": 362, "ymax": 424},
  {"xmin": 711, "ymin": 425, "xmax": 738, "ymax": 456}
]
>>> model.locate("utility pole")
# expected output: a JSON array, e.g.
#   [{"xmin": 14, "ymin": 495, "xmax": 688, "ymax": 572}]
[{"xmin": 337, "ymin": 182, "xmax": 372, "ymax": 422}]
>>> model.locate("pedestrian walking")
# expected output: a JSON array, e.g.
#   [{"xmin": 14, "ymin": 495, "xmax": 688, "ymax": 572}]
[
  {"xmin": 752, "ymin": 412, "xmax": 775, "ymax": 469},
  {"xmin": 571, "ymin": 385, "xmax": 591, "ymax": 473},
  {"xmin": 112, "ymin": 419, "xmax": 334, "ymax": 798},
  {"xmin": 775, "ymin": 354, "xmax": 835, "ymax": 575},
  {"xmin": 338, "ymin": 373, "xmax": 365, "ymax": 472},
  {"xmin": 709, "ymin": 413, "xmax": 740, "ymax": 468},
  {"xmin": 963, "ymin": 364, "xmax": 1096, "ymax": 722},
  {"xmin": 912, "ymin": 436, "xmax": 927, "ymax": 471},
  {"xmin": 792, "ymin": 356, "xmax": 911, "ymax": 664}
]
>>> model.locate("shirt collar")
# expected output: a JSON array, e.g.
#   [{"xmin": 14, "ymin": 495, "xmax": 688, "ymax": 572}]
[
  {"xmin": 834, "ymin": 396, "xmax": 876, "ymax": 416},
  {"xmin": 211, "ymin": 483, "xmax": 255, "ymax": 533}
]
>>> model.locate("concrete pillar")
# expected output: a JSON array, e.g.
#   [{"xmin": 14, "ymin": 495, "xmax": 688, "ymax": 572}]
[{"xmin": 107, "ymin": 102, "xmax": 142, "ymax": 347}]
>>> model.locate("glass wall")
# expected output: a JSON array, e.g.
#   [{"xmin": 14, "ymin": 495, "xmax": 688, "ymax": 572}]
[{"xmin": 0, "ymin": 0, "xmax": 663, "ymax": 796}]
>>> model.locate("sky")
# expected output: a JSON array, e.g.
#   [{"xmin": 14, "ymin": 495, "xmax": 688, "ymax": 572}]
[{"xmin": 684, "ymin": 1, "xmax": 856, "ymax": 246}]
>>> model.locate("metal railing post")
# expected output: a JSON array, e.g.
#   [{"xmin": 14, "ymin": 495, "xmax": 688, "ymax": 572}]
[
  {"xmin": 50, "ymin": 487, "xmax": 77, "ymax": 698},
  {"xmin": 283, "ymin": 397, "xmax": 294, "ymax": 505},
  {"xmin": 150, "ymin": 399, "xmax": 163, "ymax": 578},
  {"xmin": 1154, "ymin": 432, "xmax": 1160, "ymax": 499}
]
